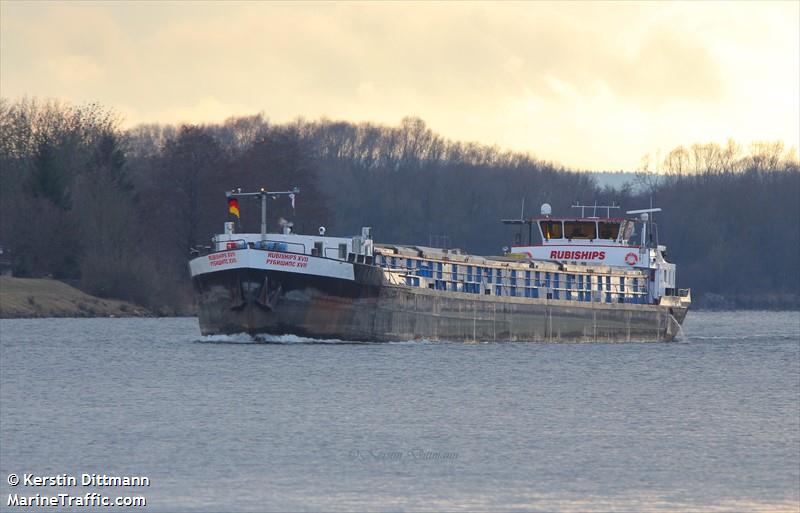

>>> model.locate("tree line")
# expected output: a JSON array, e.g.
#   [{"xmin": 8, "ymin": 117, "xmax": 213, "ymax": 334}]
[{"xmin": 0, "ymin": 98, "xmax": 797, "ymax": 312}]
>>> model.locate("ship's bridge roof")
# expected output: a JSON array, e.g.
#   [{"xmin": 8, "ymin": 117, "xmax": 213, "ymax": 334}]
[{"xmin": 532, "ymin": 217, "xmax": 627, "ymax": 222}]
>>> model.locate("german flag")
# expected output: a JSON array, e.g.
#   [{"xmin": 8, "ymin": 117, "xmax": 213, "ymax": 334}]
[{"xmin": 228, "ymin": 197, "xmax": 240, "ymax": 218}]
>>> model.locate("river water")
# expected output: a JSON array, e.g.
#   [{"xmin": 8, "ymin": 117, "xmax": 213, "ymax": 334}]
[{"xmin": 1, "ymin": 311, "xmax": 798, "ymax": 512}]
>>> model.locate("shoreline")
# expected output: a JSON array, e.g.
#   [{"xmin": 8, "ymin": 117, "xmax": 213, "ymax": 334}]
[
  {"xmin": 1, "ymin": 276, "xmax": 796, "ymax": 320},
  {"xmin": 0, "ymin": 276, "xmax": 151, "ymax": 319}
]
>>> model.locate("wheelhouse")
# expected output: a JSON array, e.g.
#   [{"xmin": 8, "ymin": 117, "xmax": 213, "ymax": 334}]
[{"xmin": 538, "ymin": 218, "xmax": 635, "ymax": 245}]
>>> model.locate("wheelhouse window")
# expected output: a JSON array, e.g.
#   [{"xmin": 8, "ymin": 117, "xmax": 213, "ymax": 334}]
[
  {"xmin": 540, "ymin": 221, "xmax": 563, "ymax": 240},
  {"xmin": 564, "ymin": 221, "xmax": 597, "ymax": 240},
  {"xmin": 621, "ymin": 220, "xmax": 635, "ymax": 241},
  {"xmin": 597, "ymin": 222, "xmax": 620, "ymax": 240}
]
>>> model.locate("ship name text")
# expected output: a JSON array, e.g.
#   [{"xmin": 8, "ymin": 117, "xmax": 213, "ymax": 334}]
[
  {"xmin": 550, "ymin": 250, "xmax": 606, "ymax": 260},
  {"xmin": 266, "ymin": 252, "xmax": 309, "ymax": 269},
  {"xmin": 208, "ymin": 251, "xmax": 238, "ymax": 267}
]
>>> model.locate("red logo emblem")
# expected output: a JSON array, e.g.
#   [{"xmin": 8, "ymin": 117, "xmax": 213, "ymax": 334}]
[{"xmin": 625, "ymin": 252, "xmax": 638, "ymax": 266}]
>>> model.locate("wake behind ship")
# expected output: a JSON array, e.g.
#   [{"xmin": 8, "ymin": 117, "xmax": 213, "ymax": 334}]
[{"xmin": 189, "ymin": 189, "xmax": 690, "ymax": 342}]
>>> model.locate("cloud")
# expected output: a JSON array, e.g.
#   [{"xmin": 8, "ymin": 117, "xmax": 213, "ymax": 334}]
[
  {"xmin": 43, "ymin": 54, "xmax": 105, "ymax": 84},
  {"xmin": 1, "ymin": 1, "xmax": 797, "ymax": 170},
  {"xmin": 135, "ymin": 96, "xmax": 253, "ymax": 127}
]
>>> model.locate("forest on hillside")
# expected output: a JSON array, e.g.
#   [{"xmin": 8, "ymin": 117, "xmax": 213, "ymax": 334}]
[{"xmin": 1, "ymin": 98, "xmax": 798, "ymax": 312}]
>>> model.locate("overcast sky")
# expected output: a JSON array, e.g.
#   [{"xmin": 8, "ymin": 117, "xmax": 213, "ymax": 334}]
[{"xmin": 2, "ymin": 1, "xmax": 798, "ymax": 170}]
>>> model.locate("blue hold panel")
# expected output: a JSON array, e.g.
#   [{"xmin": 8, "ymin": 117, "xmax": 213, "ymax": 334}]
[{"xmin": 419, "ymin": 260, "xmax": 433, "ymax": 278}]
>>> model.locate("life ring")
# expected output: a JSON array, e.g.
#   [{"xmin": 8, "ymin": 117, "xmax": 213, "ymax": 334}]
[{"xmin": 625, "ymin": 252, "xmax": 638, "ymax": 266}]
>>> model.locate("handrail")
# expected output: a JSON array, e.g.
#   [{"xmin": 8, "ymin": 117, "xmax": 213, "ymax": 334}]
[
  {"xmin": 378, "ymin": 258, "xmax": 648, "ymax": 291},
  {"xmin": 254, "ymin": 239, "xmax": 307, "ymax": 254},
  {"xmin": 389, "ymin": 268, "xmax": 648, "ymax": 297}
]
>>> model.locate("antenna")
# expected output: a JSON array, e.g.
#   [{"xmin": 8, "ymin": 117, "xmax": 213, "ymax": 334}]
[
  {"xmin": 627, "ymin": 204, "xmax": 662, "ymax": 248},
  {"xmin": 572, "ymin": 202, "xmax": 620, "ymax": 218},
  {"xmin": 502, "ymin": 198, "xmax": 537, "ymax": 245},
  {"xmin": 625, "ymin": 208, "xmax": 661, "ymax": 215}
]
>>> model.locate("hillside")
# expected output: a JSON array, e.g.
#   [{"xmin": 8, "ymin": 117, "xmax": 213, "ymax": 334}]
[
  {"xmin": 1, "ymin": 101, "xmax": 797, "ymax": 310},
  {"xmin": 0, "ymin": 276, "xmax": 150, "ymax": 318}
]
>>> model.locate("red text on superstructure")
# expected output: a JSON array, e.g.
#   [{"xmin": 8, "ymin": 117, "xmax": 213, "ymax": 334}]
[{"xmin": 266, "ymin": 252, "xmax": 309, "ymax": 269}]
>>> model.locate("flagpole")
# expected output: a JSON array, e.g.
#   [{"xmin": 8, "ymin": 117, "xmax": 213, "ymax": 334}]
[{"xmin": 226, "ymin": 187, "xmax": 300, "ymax": 240}]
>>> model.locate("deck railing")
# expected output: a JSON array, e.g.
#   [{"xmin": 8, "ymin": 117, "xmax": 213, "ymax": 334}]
[{"xmin": 377, "ymin": 254, "xmax": 651, "ymax": 304}]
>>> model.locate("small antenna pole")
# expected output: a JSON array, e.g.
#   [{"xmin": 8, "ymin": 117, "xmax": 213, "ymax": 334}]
[
  {"xmin": 261, "ymin": 191, "xmax": 268, "ymax": 239},
  {"xmin": 529, "ymin": 219, "xmax": 533, "ymax": 246}
]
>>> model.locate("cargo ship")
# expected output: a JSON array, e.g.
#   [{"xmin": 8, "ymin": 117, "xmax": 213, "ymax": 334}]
[{"xmin": 189, "ymin": 188, "xmax": 690, "ymax": 342}]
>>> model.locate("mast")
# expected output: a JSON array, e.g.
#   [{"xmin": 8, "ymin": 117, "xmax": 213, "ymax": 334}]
[
  {"xmin": 226, "ymin": 187, "xmax": 300, "ymax": 239},
  {"xmin": 626, "ymin": 207, "xmax": 661, "ymax": 248}
]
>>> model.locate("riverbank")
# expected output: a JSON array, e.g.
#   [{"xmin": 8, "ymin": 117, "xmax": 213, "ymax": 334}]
[
  {"xmin": 1, "ymin": 275, "xmax": 795, "ymax": 319},
  {"xmin": 694, "ymin": 292, "xmax": 800, "ymax": 311},
  {"xmin": 0, "ymin": 276, "xmax": 150, "ymax": 318}
]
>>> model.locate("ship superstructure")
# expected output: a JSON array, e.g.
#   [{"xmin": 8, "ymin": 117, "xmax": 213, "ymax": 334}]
[{"xmin": 189, "ymin": 190, "xmax": 690, "ymax": 342}]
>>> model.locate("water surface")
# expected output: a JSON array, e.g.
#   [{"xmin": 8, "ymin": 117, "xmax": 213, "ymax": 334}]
[{"xmin": 1, "ymin": 311, "xmax": 798, "ymax": 512}]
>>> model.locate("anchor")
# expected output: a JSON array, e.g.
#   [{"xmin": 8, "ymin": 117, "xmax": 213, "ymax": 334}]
[
  {"xmin": 256, "ymin": 276, "xmax": 282, "ymax": 310},
  {"xmin": 229, "ymin": 275, "xmax": 246, "ymax": 310}
]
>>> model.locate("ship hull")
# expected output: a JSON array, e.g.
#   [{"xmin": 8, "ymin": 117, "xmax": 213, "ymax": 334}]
[{"xmin": 192, "ymin": 265, "xmax": 688, "ymax": 343}]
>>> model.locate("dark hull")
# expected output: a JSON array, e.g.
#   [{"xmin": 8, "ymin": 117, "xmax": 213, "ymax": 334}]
[{"xmin": 193, "ymin": 266, "xmax": 688, "ymax": 342}]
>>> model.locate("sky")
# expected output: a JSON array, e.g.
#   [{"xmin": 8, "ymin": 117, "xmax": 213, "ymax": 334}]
[{"xmin": 1, "ymin": 1, "xmax": 798, "ymax": 170}]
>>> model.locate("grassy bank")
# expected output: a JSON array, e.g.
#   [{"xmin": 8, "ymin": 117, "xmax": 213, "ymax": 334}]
[{"xmin": 0, "ymin": 276, "xmax": 150, "ymax": 318}]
